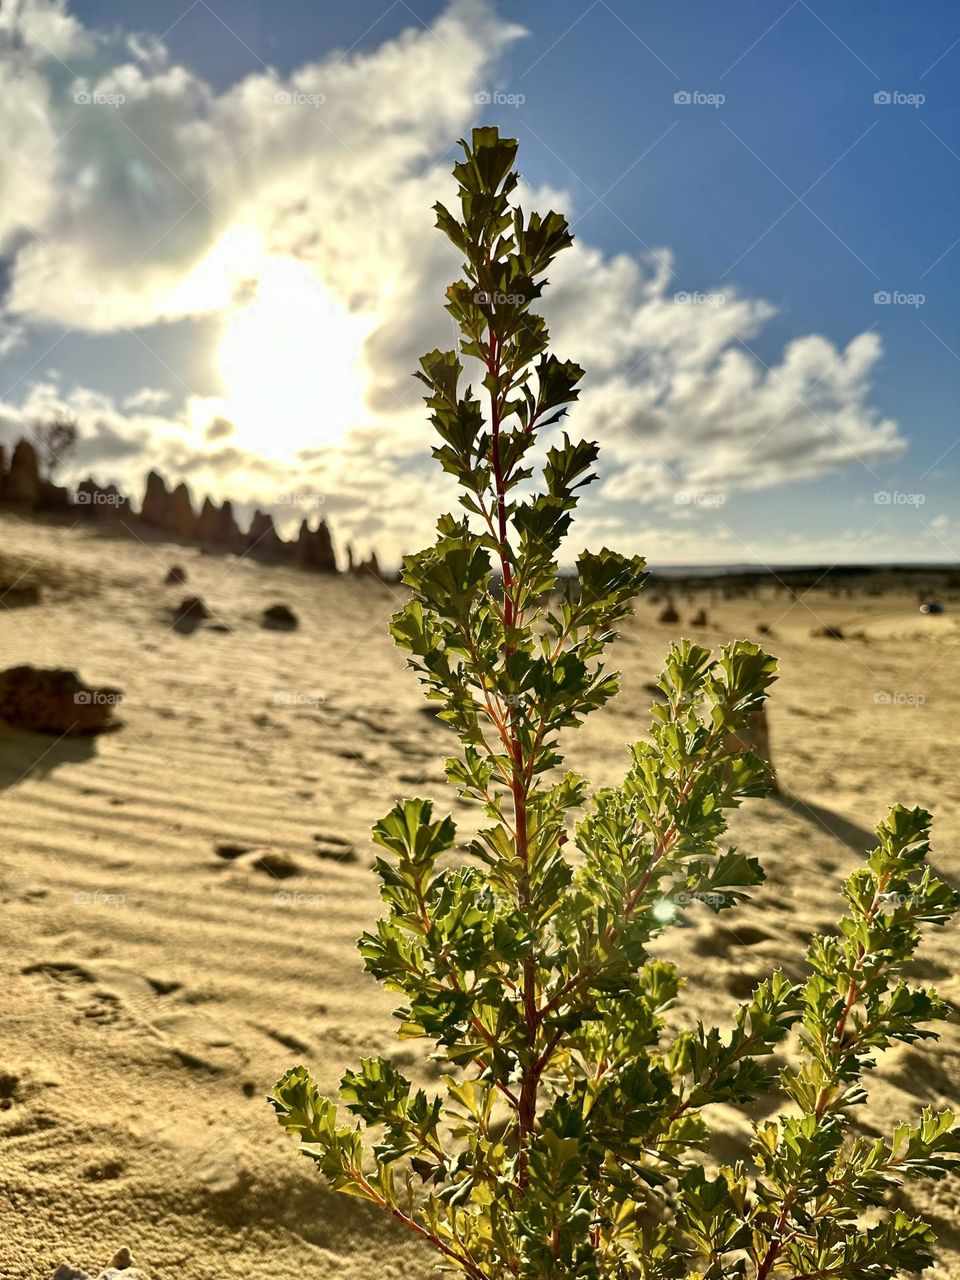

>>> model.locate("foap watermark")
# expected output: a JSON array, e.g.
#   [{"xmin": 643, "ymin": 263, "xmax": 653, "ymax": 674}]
[
  {"xmin": 874, "ymin": 490, "xmax": 925, "ymax": 506},
  {"xmin": 674, "ymin": 290, "xmax": 725, "ymax": 307},
  {"xmin": 73, "ymin": 88, "xmax": 126, "ymax": 108},
  {"xmin": 652, "ymin": 889, "xmax": 731, "ymax": 920},
  {"xmin": 675, "ymin": 490, "xmax": 726, "ymax": 508},
  {"xmin": 277, "ymin": 490, "xmax": 326, "ymax": 510},
  {"xmin": 874, "ymin": 690, "xmax": 925, "ymax": 707},
  {"xmin": 674, "ymin": 890, "xmax": 729, "ymax": 908},
  {"xmin": 874, "ymin": 290, "xmax": 925, "ymax": 308},
  {"xmin": 74, "ymin": 690, "xmax": 124, "ymax": 706},
  {"xmin": 69, "ymin": 489, "xmax": 125, "ymax": 508},
  {"xmin": 474, "ymin": 290, "xmax": 529, "ymax": 306},
  {"xmin": 274, "ymin": 90, "xmax": 325, "ymax": 108},
  {"xmin": 674, "ymin": 90, "xmax": 725, "ymax": 108},
  {"xmin": 874, "ymin": 90, "xmax": 924, "ymax": 108},
  {"xmin": 273, "ymin": 690, "xmax": 326, "ymax": 708},
  {"xmin": 273, "ymin": 891, "xmax": 326, "ymax": 908},
  {"xmin": 474, "ymin": 89, "xmax": 525, "ymax": 108},
  {"xmin": 876, "ymin": 890, "xmax": 924, "ymax": 911},
  {"xmin": 74, "ymin": 890, "xmax": 126, "ymax": 908}
]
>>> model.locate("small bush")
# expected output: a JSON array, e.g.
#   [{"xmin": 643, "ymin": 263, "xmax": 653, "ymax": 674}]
[
  {"xmin": 32, "ymin": 408, "xmax": 79, "ymax": 479},
  {"xmin": 272, "ymin": 127, "xmax": 960, "ymax": 1280}
]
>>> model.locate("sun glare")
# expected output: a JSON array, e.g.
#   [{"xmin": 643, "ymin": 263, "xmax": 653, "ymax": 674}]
[{"xmin": 218, "ymin": 255, "xmax": 373, "ymax": 458}]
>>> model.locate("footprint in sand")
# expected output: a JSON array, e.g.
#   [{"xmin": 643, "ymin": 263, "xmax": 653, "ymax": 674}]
[
  {"xmin": 210, "ymin": 842, "xmax": 302, "ymax": 878},
  {"xmin": 21, "ymin": 961, "xmax": 133, "ymax": 1029},
  {"xmin": 21, "ymin": 959, "xmax": 244, "ymax": 1074},
  {"xmin": 312, "ymin": 832, "xmax": 357, "ymax": 863},
  {"xmin": 152, "ymin": 1010, "xmax": 246, "ymax": 1074}
]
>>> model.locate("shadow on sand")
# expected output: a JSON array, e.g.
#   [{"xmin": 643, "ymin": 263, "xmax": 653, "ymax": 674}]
[
  {"xmin": 0, "ymin": 724, "xmax": 99, "ymax": 791},
  {"xmin": 771, "ymin": 792, "xmax": 876, "ymax": 854}
]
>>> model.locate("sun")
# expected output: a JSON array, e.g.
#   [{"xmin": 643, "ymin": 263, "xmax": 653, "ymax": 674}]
[{"xmin": 217, "ymin": 255, "xmax": 373, "ymax": 458}]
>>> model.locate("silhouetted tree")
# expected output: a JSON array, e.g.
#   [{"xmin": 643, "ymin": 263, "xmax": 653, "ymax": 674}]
[{"xmin": 32, "ymin": 410, "xmax": 79, "ymax": 479}]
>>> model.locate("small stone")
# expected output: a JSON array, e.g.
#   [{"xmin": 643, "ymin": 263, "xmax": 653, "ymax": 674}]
[
  {"xmin": 251, "ymin": 852, "xmax": 300, "ymax": 880},
  {"xmin": 214, "ymin": 843, "xmax": 250, "ymax": 860},
  {"xmin": 173, "ymin": 596, "xmax": 210, "ymax": 622},
  {"xmin": 261, "ymin": 603, "xmax": 298, "ymax": 630},
  {"xmin": 164, "ymin": 565, "xmax": 187, "ymax": 586}
]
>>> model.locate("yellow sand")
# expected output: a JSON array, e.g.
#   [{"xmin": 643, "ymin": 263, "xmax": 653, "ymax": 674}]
[{"xmin": 1, "ymin": 513, "xmax": 958, "ymax": 1279}]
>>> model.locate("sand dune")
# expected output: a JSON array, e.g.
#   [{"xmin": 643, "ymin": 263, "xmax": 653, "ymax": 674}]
[{"xmin": 1, "ymin": 512, "xmax": 958, "ymax": 1279}]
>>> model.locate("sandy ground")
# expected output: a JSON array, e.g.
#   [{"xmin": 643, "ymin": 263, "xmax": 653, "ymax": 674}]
[{"xmin": 1, "ymin": 511, "xmax": 958, "ymax": 1280}]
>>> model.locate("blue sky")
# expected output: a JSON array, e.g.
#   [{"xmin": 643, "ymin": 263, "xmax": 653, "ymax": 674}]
[{"xmin": 0, "ymin": 0, "xmax": 957, "ymax": 564}]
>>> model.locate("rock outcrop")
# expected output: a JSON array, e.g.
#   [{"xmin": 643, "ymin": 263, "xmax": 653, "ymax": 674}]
[
  {"xmin": 140, "ymin": 470, "xmax": 170, "ymax": 528},
  {"xmin": 70, "ymin": 479, "xmax": 131, "ymax": 517},
  {"xmin": 215, "ymin": 500, "xmax": 244, "ymax": 552},
  {"xmin": 0, "ymin": 435, "xmax": 349, "ymax": 576},
  {"xmin": 37, "ymin": 480, "xmax": 73, "ymax": 513},
  {"xmin": 195, "ymin": 495, "xmax": 219, "ymax": 542},
  {"xmin": 169, "ymin": 482, "xmax": 197, "ymax": 541},
  {"xmin": 349, "ymin": 547, "xmax": 385, "ymax": 581},
  {"xmin": 294, "ymin": 518, "xmax": 337, "ymax": 572},
  {"xmin": 1, "ymin": 440, "xmax": 41, "ymax": 507},
  {"xmin": 196, "ymin": 496, "xmax": 243, "ymax": 552},
  {"xmin": 247, "ymin": 509, "xmax": 285, "ymax": 560},
  {"xmin": 0, "ymin": 666, "xmax": 123, "ymax": 735},
  {"xmin": 141, "ymin": 474, "xmax": 196, "ymax": 539}
]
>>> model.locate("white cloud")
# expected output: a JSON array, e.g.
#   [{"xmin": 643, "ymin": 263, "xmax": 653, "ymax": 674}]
[
  {"xmin": 0, "ymin": 318, "xmax": 26, "ymax": 358},
  {"xmin": 122, "ymin": 386, "xmax": 172, "ymax": 411}
]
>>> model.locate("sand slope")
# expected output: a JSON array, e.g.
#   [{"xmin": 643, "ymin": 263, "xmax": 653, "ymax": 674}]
[{"xmin": 1, "ymin": 513, "xmax": 958, "ymax": 1279}]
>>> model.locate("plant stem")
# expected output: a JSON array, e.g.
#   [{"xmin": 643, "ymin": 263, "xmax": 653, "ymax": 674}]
[
  {"xmin": 485, "ymin": 321, "xmax": 539, "ymax": 1189},
  {"xmin": 813, "ymin": 872, "xmax": 889, "ymax": 1118},
  {"xmin": 354, "ymin": 1169, "xmax": 491, "ymax": 1280}
]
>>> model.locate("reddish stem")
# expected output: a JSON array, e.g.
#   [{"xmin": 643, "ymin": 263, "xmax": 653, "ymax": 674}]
[{"xmin": 485, "ymin": 323, "xmax": 538, "ymax": 1188}]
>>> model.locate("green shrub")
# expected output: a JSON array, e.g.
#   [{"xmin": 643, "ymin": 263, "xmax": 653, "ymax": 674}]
[{"xmin": 272, "ymin": 127, "xmax": 960, "ymax": 1280}]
